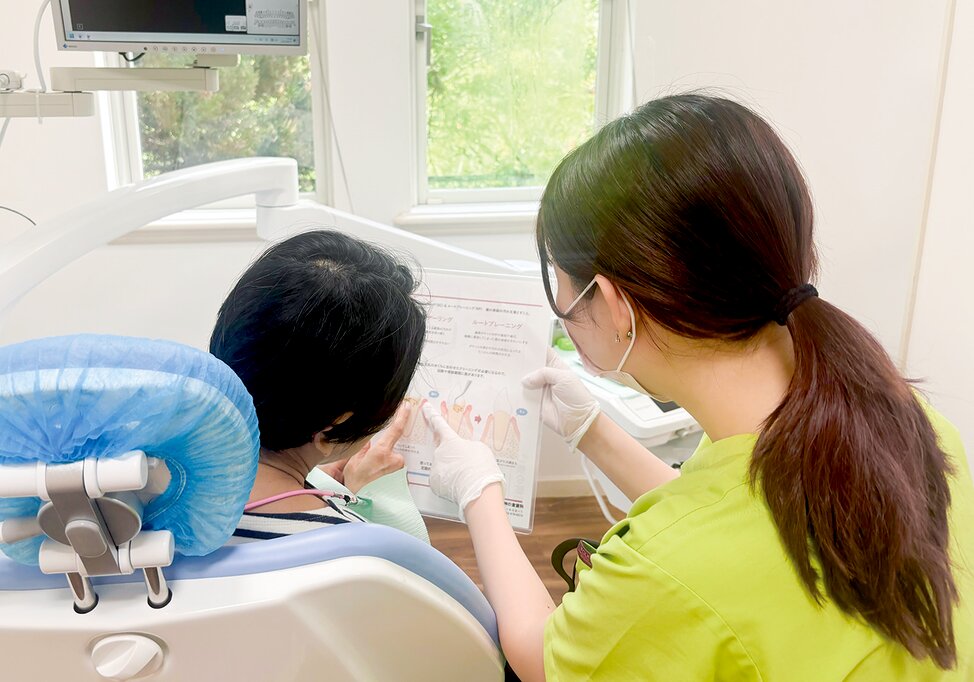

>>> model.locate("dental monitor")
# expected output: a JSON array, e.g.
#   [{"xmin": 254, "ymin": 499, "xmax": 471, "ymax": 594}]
[{"xmin": 52, "ymin": 0, "xmax": 306, "ymax": 56}]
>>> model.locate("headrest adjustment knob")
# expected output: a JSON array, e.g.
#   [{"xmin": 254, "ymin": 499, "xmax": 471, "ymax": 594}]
[{"xmin": 64, "ymin": 519, "xmax": 108, "ymax": 558}]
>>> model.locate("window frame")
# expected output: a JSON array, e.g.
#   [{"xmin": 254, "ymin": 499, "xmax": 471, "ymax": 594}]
[
  {"xmin": 97, "ymin": 54, "xmax": 143, "ymax": 190},
  {"xmin": 101, "ymin": 31, "xmax": 330, "ymax": 211},
  {"xmin": 412, "ymin": 0, "xmax": 634, "ymax": 208},
  {"xmin": 102, "ymin": 0, "xmax": 633, "ymax": 234}
]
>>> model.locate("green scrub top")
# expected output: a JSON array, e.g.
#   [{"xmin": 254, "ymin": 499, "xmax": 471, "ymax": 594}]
[{"xmin": 544, "ymin": 405, "xmax": 974, "ymax": 680}]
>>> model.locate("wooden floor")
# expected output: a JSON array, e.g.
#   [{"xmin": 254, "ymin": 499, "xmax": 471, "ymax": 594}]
[{"xmin": 427, "ymin": 496, "xmax": 612, "ymax": 604}]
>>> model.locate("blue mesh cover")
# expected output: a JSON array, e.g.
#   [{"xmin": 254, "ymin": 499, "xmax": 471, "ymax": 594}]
[{"xmin": 0, "ymin": 335, "xmax": 259, "ymax": 565}]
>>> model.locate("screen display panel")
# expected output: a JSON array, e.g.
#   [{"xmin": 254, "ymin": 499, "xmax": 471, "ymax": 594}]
[{"xmin": 54, "ymin": 0, "xmax": 305, "ymax": 55}]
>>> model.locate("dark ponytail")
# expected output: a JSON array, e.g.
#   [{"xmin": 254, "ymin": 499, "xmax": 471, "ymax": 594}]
[
  {"xmin": 757, "ymin": 296, "xmax": 956, "ymax": 668},
  {"xmin": 537, "ymin": 94, "xmax": 958, "ymax": 667}
]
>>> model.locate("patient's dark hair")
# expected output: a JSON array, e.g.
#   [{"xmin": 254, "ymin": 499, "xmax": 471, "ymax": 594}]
[{"xmin": 210, "ymin": 230, "xmax": 426, "ymax": 451}]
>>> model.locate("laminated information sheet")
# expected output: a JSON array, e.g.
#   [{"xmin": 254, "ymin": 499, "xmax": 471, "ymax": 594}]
[{"xmin": 398, "ymin": 269, "xmax": 549, "ymax": 532}]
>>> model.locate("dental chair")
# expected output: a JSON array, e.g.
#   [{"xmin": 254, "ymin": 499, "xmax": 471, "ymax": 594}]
[{"xmin": 0, "ymin": 334, "xmax": 504, "ymax": 681}]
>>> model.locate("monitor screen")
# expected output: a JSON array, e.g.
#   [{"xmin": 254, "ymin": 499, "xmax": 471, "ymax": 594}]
[{"xmin": 53, "ymin": 0, "xmax": 305, "ymax": 55}]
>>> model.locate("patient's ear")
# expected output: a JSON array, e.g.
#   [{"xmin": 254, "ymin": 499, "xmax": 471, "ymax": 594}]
[{"xmin": 311, "ymin": 412, "xmax": 354, "ymax": 455}]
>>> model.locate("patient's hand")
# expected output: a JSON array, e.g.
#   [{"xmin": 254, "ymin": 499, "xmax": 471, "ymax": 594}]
[{"xmin": 341, "ymin": 403, "xmax": 410, "ymax": 493}]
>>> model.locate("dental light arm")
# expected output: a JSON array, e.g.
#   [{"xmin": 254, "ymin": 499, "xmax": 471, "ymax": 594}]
[
  {"xmin": 0, "ymin": 156, "xmax": 518, "ymax": 318},
  {"xmin": 256, "ymin": 200, "xmax": 519, "ymax": 274},
  {"xmin": 0, "ymin": 158, "xmax": 297, "ymax": 315}
]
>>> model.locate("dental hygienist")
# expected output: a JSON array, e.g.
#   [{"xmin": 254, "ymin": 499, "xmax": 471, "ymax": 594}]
[{"xmin": 422, "ymin": 95, "xmax": 974, "ymax": 681}]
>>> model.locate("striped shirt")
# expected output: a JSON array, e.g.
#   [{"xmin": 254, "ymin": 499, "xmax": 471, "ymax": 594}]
[{"xmin": 232, "ymin": 497, "xmax": 367, "ymax": 542}]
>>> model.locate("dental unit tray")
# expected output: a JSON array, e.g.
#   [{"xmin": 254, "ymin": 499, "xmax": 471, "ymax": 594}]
[
  {"xmin": 551, "ymin": 322, "xmax": 700, "ymax": 452},
  {"xmin": 552, "ymin": 325, "xmax": 702, "ymax": 522},
  {"xmin": 558, "ymin": 349, "xmax": 700, "ymax": 450}
]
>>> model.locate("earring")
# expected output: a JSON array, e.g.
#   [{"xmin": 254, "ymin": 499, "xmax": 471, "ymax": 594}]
[{"xmin": 626, "ymin": 330, "xmax": 633, "ymax": 339}]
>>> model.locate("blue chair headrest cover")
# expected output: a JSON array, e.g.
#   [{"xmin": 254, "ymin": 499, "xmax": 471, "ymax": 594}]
[{"xmin": 0, "ymin": 335, "xmax": 260, "ymax": 564}]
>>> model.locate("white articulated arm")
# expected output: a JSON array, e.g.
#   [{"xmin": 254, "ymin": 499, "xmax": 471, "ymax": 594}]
[
  {"xmin": 0, "ymin": 157, "xmax": 299, "ymax": 315},
  {"xmin": 257, "ymin": 202, "xmax": 521, "ymax": 275}
]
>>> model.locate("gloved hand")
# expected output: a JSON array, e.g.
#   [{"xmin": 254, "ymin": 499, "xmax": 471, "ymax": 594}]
[
  {"xmin": 522, "ymin": 348, "xmax": 601, "ymax": 451},
  {"xmin": 422, "ymin": 404, "xmax": 504, "ymax": 520}
]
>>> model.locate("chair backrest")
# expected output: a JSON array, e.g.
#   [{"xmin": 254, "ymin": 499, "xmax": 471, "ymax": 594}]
[{"xmin": 0, "ymin": 524, "xmax": 504, "ymax": 680}]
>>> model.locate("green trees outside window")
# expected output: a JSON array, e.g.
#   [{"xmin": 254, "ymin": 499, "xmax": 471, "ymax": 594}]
[
  {"xmin": 426, "ymin": 0, "xmax": 599, "ymax": 190},
  {"xmin": 137, "ymin": 54, "xmax": 315, "ymax": 192},
  {"xmin": 134, "ymin": 1, "xmax": 599, "ymax": 197}
]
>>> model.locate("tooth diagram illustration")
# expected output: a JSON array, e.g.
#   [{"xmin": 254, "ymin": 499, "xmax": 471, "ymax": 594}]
[
  {"xmin": 439, "ymin": 379, "xmax": 475, "ymax": 439},
  {"xmin": 400, "ymin": 394, "xmax": 430, "ymax": 444},
  {"xmin": 441, "ymin": 400, "xmax": 475, "ymax": 439},
  {"xmin": 480, "ymin": 389, "xmax": 521, "ymax": 459}
]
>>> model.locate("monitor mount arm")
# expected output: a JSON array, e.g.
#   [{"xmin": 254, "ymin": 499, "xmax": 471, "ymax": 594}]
[{"xmin": 49, "ymin": 55, "xmax": 239, "ymax": 94}]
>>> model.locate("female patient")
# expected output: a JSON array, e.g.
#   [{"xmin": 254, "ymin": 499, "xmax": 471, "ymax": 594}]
[{"xmin": 209, "ymin": 230, "xmax": 426, "ymax": 540}]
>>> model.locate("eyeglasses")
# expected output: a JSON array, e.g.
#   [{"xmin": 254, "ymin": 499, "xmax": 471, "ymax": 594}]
[{"xmin": 546, "ymin": 266, "xmax": 598, "ymax": 318}]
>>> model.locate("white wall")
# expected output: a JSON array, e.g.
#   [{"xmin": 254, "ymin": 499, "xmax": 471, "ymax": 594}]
[
  {"xmin": 0, "ymin": 241, "xmax": 265, "ymax": 348},
  {"xmin": 906, "ymin": 0, "xmax": 974, "ymax": 455},
  {"xmin": 633, "ymin": 0, "xmax": 951, "ymax": 362},
  {"xmin": 0, "ymin": 5, "xmax": 107, "ymax": 237}
]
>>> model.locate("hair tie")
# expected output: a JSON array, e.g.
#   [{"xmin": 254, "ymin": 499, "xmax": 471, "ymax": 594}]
[{"xmin": 773, "ymin": 284, "xmax": 818, "ymax": 325}]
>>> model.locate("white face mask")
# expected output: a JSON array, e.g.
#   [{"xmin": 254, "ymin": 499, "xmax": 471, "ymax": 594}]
[{"xmin": 562, "ymin": 277, "xmax": 650, "ymax": 396}]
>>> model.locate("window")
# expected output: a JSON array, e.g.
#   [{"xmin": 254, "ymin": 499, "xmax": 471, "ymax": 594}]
[
  {"xmin": 419, "ymin": 0, "xmax": 600, "ymax": 203},
  {"xmin": 102, "ymin": 2, "xmax": 631, "ymax": 231},
  {"xmin": 129, "ymin": 53, "xmax": 315, "ymax": 192}
]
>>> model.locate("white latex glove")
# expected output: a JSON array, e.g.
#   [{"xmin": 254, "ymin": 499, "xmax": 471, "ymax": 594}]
[
  {"xmin": 422, "ymin": 404, "xmax": 504, "ymax": 520},
  {"xmin": 521, "ymin": 348, "xmax": 601, "ymax": 451}
]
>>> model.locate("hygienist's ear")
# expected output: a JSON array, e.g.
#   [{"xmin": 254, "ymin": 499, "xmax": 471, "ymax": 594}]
[
  {"xmin": 311, "ymin": 412, "xmax": 354, "ymax": 454},
  {"xmin": 593, "ymin": 275, "xmax": 636, "ymax": 336}
]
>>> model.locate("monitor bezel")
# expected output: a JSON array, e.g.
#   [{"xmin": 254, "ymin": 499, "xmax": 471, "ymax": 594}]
[{"xmin": 51, "ymin": 0, "xmax": 308, "ymax": 57}]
